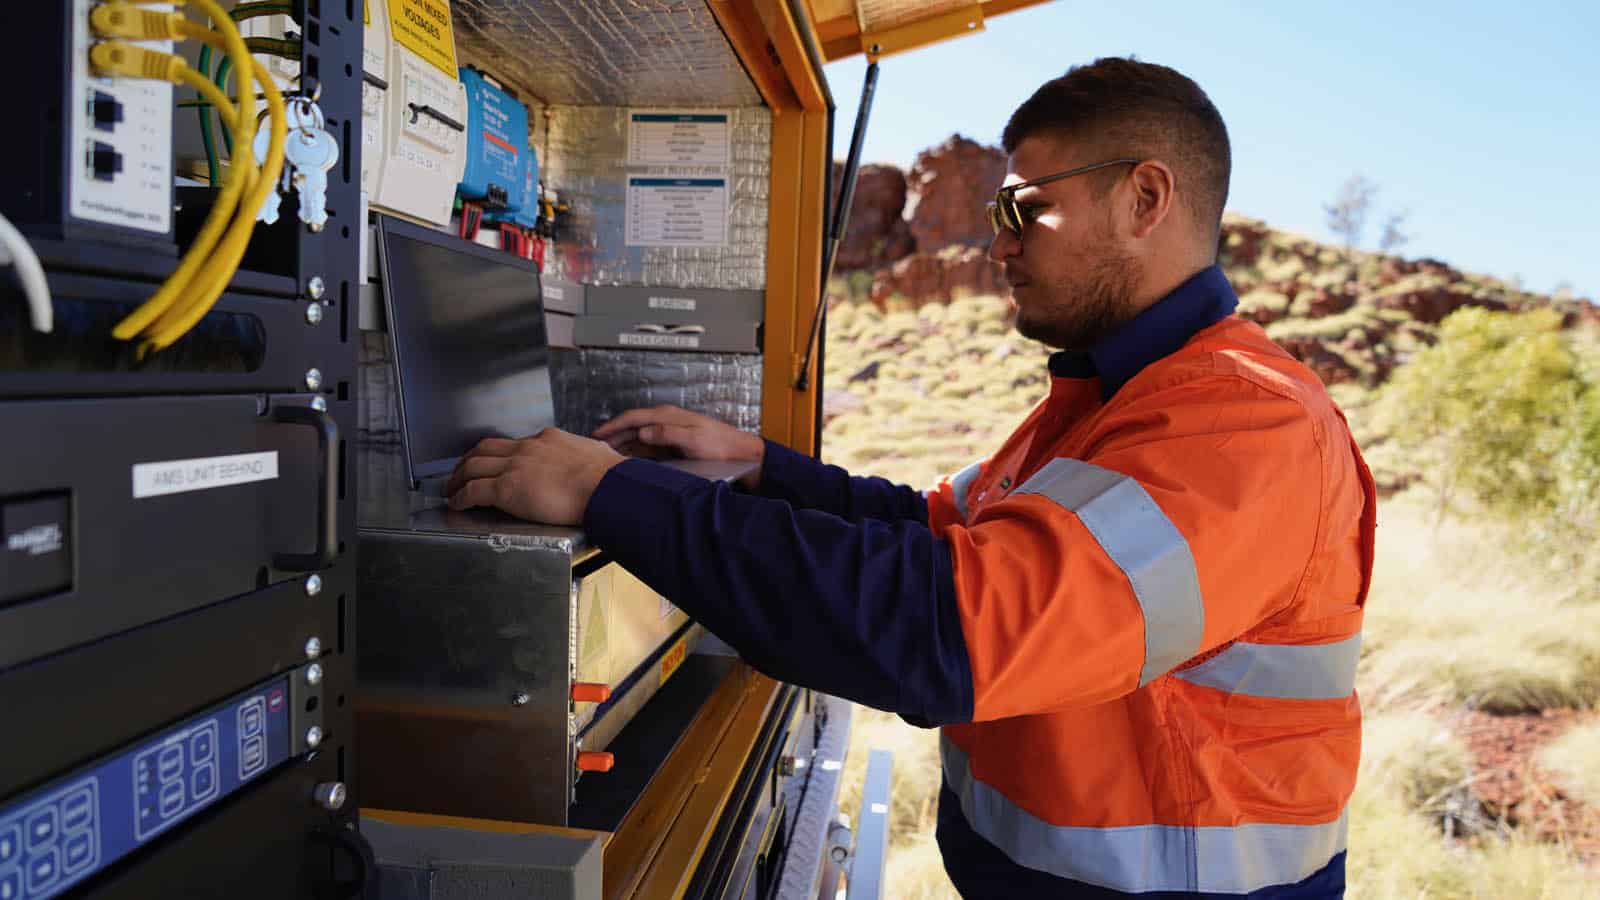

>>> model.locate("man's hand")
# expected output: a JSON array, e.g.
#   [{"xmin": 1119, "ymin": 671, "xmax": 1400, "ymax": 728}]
[
  {"xmin": 445, "ymin": 428, "xmax": 624, "ymax": 526},
  {"xmin": 593, "ymin": 405, "xmax": 765, "ymax": 488}
]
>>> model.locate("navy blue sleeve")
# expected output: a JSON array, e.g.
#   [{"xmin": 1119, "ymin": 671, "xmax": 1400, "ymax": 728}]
[
  {"xmin": 584, "ymin": 458, "xmax": 973, "ymax": 726},
  {"xmin": 756, "ymin": 439, "xmax": 930, "ymax": 524}
]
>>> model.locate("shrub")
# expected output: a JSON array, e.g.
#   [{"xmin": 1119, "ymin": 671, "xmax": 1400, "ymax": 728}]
[{"xmin": 1378, "ymin": 308, "xmax": 1599, "ymax": 591}]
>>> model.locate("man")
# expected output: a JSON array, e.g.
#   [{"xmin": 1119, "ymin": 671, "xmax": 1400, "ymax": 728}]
[{"xmin": 446, "ymin": 57, "xmax": 1375, "ymax": 898}]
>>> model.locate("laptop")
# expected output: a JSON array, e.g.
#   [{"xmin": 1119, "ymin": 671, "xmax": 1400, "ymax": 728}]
[{"xmin": 375, "ymin": 215, "xmax": 755, "ymax": 507}]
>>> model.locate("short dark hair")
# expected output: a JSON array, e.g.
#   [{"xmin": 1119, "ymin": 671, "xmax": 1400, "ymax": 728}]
[{"xmin": 1002, "ymin": 57, "xmax": 1231, "ymax": 244}]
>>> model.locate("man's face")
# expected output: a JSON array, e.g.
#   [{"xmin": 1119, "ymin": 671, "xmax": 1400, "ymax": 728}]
[{"xmin": 986, "ymin": 136, "xmax": 1141, "ymax": 351}]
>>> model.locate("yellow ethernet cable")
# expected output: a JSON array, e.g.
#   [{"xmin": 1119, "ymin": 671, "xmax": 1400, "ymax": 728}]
[
  {"xmin": 144, "ymin": 54, "xmax": 286, "ymax": 350},
  {"xmin": 91, "ymin": 2, "xmax": 263, "ymax": 347}
]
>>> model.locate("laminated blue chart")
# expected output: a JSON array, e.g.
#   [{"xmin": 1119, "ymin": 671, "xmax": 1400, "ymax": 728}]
[{"xmin": 458, "ymin": 67, "xmax": 530, "ymax": 212}]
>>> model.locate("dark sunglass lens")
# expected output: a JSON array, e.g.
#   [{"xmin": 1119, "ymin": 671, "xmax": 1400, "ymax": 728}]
[{"xmin": 1002, "ymin": 196, "xmax": 1023, "ymax": 235}]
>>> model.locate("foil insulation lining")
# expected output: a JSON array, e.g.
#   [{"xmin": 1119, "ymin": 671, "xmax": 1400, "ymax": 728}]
[
  {"xmin": 359, "ymin": 334, "xmax": 761, "ymax": 446},
  {"xmin": 551, "ymin": 349, "xmax": 763, "ymax": 440},
  {"xmin": 540, "ymin": 105, "xmax": 771, "ymax": 290},
  {"xmin": 453, "ymin": 0, "xmax": 763, "ymax": 107}
]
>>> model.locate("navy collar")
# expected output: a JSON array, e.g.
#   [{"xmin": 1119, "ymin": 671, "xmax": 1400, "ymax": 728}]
[{"xmin": 1046, "ymin": 265, "xmax": 1238, "ymax": 399}]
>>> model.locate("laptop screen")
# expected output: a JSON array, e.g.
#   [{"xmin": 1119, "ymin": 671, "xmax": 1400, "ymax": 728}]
[{"xmin": 376, "ymin": 214, "xmax": 555, "ymax": 484}]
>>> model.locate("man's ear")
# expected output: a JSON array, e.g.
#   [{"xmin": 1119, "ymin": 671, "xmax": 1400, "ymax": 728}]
[{"xmin": 1128, "ymin": 160, "xmax": 1176, "ymax": 240}]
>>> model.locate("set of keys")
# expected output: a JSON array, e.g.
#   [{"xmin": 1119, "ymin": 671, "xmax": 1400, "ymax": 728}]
[{"xmin": 253, "ymin": 95, "xmax": 339, "ymax": 231}]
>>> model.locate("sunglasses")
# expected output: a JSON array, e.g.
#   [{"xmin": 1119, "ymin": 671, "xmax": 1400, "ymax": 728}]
[{"xmin": 986, "ymin": 158, "xmax": 1142, "ymax": 237}]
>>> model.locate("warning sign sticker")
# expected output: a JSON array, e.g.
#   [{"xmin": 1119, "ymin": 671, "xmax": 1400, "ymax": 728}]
[{"xmin": 387, "ymin": 0, "xmax": 457, "ymax": 77}]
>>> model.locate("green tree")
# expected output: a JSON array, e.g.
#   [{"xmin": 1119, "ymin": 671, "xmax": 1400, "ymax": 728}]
[{"xmin": 1380, "ymin": 308, "xmax": 1583, "ymax": 524}]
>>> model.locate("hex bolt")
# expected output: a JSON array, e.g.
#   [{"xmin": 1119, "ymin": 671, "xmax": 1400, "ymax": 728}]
[
  {"xmin": 307, "ymin": 276, "xmax": 325, "ymax": 299},
  {"xmin": 305, "ymin": 302, "xmax": 324, "ymax": 325},
  {"xmin": 311, "ymin": 396, "xmax": 328, "ymax": 412},
  {"xmin": 305, "ymin": 574, "xmax": 323, "ymax": 596},
  {"xmin": 304, "ymin": 368, "xmax": 323, "ymax": 391},
  {"xmin": 313, "ymin": 782, "xmax": 347, "ymax": 811},
  {"xmin": 304, "ymin": 636, "xmax": 323, "ymax": 659},
  {"xmin": 512, "ymin": 692, "xmax": 530, "ymax": 706},
  {"xmin": 305, "ymin": 726, "xmax": 323, "ymax": 749},
  {"xmin": 306, "ymin": 663, "xmax": 323, "ymax": 686}
]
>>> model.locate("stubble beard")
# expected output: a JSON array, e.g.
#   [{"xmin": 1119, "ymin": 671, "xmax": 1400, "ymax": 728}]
[{"xmin": 1014, "ymin": 252, "xmax": 1141, "ymax": 352}]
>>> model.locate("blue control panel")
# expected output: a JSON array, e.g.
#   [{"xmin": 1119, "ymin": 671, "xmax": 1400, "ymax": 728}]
[
  {"xmin": 484, "ymin": 144, "xmax": 540, "ymax": 230},
  {"xmin": 458, "ymin": 67, "xmax": 530, "ymax": 213},
  {"xmin": 0, "ymin": 675, "xmax": 291, "ymax": 899}
]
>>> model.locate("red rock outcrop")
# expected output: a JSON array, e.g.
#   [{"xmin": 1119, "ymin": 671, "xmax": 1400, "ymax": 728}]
[
  {"xmin": 829, "ymin": 163, "xmax": 915, "ymax": 271},
  {"xmin": 868, "ymin": 246, "xmax": 1005, "ymax": 307},
  {"xmin": 905, "ymin": 135, "xmax": 1007, "ymax": 252}
]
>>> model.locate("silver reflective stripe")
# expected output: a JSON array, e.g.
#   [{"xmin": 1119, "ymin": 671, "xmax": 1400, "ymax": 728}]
[
  {"xmin": 1014, "ymin": 458, "xmax": 1203, "ymax": 685},
  {"xmin": 941, "ymin": 735, "xmax": 1347, "ymax": 893},
  {"xmin": 1174, "ymin": 634, "xmax": 1362, "ymax": 700},
  {"xmin": 949, "ymin": 460, "xmax": 984, "ymax": 520}
]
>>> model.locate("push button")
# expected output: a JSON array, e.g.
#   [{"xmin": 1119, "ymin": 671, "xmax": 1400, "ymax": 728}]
[
  {"xmin": 1, "ymin": 493, "xmax": 72, "ymax": 604},
  {"xmin": 24, "ymin": 809, "xmax": 55, "ymax": 851}
]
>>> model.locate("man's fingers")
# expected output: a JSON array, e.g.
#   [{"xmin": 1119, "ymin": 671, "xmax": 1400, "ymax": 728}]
[
  {"xmin": 598, "ymin": 427, "xmax": 641, "ymax": 450},
  {"xmin": 639, "ymin": 423, "xmax": 694, "ymax": 447},
  {"xmin": 593, "ymin": 405, "xmax": 696, "ymax": 439},
  {"xmin": 593, "ymin": 408, "xmax": 662, "ymax": 439},
  {"xmin": 464, "ymin": 437, "xmax": 521, "ymax": 459},
  {"xmin": 445, "ymin": 455, "xmax": 514, "ymax": 496},
  {"xmin": 448, "ymin": 476, "xmax": 499, "ymax": 511}
]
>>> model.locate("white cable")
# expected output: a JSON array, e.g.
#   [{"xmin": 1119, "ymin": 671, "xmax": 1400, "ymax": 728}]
[{"xmin": 0, "ymin": 211, "xmax": 51, "ymax": 333}]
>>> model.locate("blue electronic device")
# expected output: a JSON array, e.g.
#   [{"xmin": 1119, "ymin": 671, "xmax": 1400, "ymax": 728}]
[
  {"xmin": 485, "ymin": 143, "xmax": 541, "ymax": 230},
  {"xmin": 458, "ymin": 67, "xmax": 531, "ymax": 213},
  {"xmin": 0, "ymin": 675, "xmax": 293, "ymax": 899}
]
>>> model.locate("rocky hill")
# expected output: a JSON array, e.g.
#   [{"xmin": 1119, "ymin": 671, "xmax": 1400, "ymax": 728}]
[{"xmin": 822, "ymin": 135, "xmax": 1598, "ymax": 491}]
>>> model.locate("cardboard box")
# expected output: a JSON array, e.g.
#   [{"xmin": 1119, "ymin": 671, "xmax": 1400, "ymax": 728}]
[{"xmin": 573, "ymin": 316, "xmax": 759, "ymax": 354}]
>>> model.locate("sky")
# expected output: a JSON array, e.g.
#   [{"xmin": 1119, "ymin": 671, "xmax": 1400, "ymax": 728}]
[{"xmin": 822, "ymin": 1, "xmax": 1600, "ymax": 299}]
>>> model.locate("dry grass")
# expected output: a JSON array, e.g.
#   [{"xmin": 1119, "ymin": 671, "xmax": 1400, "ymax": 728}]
[
  {"xmin": 1541, "ymin": 724, "xmax": 1600, "ymax": 807},
  {"xmin": 1359, "ymin": 493, "xmax": 1600, "ymax": 713}
]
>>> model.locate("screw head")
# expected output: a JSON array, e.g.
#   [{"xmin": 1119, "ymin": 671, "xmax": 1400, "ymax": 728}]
[
  {"xmin": 512, "ymin": 692, "xmax": 530, "ymax": 706},
  {"xmin": 306, "ymin": 663, "xmax": 323, "ymax": 686},
  {"xmin": 305, "ymin": 302, "xmax": 324, "ymax": 325},
  {"xmin": 305, "ymin": 726, "xmax": 323, "ymax": 749},
  {"xmin": 313, "ymin": 782, "xmax": 347, "ymax": 811},
  {"xmin": 304, "ymin": 636, "xmax": 322, "ymax": 659},
  {"xmin": 307, "ymin": 276, "xmax": 326, "ymax": 299},
  {"xmin": 304, "ymin": 368, "xmax": 323, "ymax": 391},
  {"xmin": 305, "ymin": 574, "xmax": 323, "ymax": 596},
  {"xmin": 310, "ymin": 396, "xmax": 328, "ymax": 412}
]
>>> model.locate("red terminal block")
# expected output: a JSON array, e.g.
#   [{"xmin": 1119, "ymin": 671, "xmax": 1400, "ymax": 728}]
[
  {"xmin": 571, "ymin": 682, "xmax": 610, "ymax": 704},
  {"xmin": 576, "ymin": 751, "xmax": 614, "ymax": 773}
]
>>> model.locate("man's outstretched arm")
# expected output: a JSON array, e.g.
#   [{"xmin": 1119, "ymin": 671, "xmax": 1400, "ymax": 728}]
[
  {"xmin": 594, "ymin": 405, "xmax": 930, "ymax": 524},
  {"xmin": 444, "ymin": 428, "xmax": 973, "ymax": 725}
]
